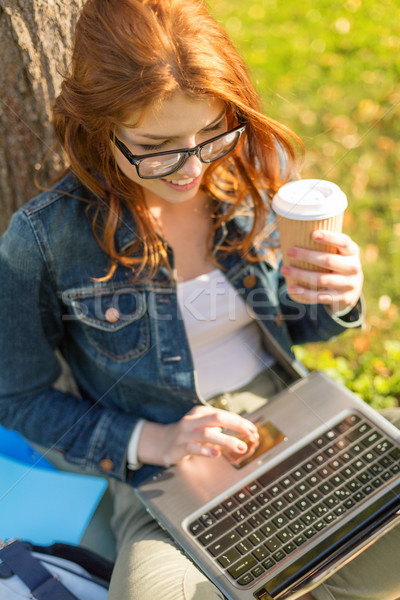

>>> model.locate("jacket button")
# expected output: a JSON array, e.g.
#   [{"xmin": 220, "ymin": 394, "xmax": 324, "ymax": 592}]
[
  {"xmin": 99, "ymin": 458, "xmax": 114, "ymax": 472},
  {"xmin": 105, "ymin": 307, "xmax": 119, "ymax": 323},
  {"xmin": 243, "ymin": 274, "xmax": 257, "ymax": 289},
  {"xmin": 276, "ymin": 313, "xmax": 283, "ymax": 327}
]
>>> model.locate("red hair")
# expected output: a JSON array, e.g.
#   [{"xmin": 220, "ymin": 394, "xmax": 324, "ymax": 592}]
[{"xmin": 52, "ymin": 0, "xmax": 302, "ymax": 280}]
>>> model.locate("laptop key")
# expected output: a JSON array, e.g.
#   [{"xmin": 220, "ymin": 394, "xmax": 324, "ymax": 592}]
[
  {"xmin": 262, "ymin": 557, "xmax": 275, "ymax": 571},
  {"xmin": 244, "ymin": 500, "xmax": 260, "ymax": 514},
  {"xmin": 272, "ymin": 514, "xmax": 288, "ymax": 529},
  {"xmin": 222, "ymin": 497, "xmax": 238, "ymax": 511},
  {"xmin": 272, "ymin": 549, "xmax": 286, "ymax": 562},
  {"xmin": 211, "ymin": 505, "xmax": 227, "ymax": 520},
  {"xmin": 246, "ymin": 481, "xmax": 262, "ymax": 495},
  {"xmin": 352, "ymin": 491, "xmax": 365, "ymax": 503},
  {"xmin": 289, "ymin": 520, "xmax": 305, "ymax": 534},
  {"xmin": 284, "ymin": 490, "xmax": 299, "ymax": 503},
  {"xmin": 255, "ymin": 491, "xmax": 270, "ymax": 505},
  {"xmin": 378, "ymin": 456, "xmax": 394, "ymax": 469},
  {"xmin": 266, "ymin": 484, "xmax": 282, "ymax": 498},
  {"xmin": 301, "ymin": 512, "xmax": 317, "ymax": 526},
  {"xmin": 252, "ymin": 545, "xmax": 269, "ymax": 561},
  {"xmin": 236, "ymin": 522, "xmax": 254, "ymax": 537},
  {"xmin": 314, "ymin": 519, "xmax": 327, "ymax": 531},
  {"xmin": 218, "ymin": 547, "xmax": 241, "ymax": 568},
  {"xmin": 324, "ymin": 495, "xmax": 339, "ymax": 508},
  {"xmin": 198, "ymin": 517, "xmax": 236, "ymax": 546},
  {"xmin": 277, "ymin": 528, "xmax": 293, "ymax": 543},
  {"xmin": 324, "ymin": 513, "xmax": 337, "ymax": 524},
  {"xmin": 227, "ymin": 554, "xmax": 257, "ymax": 579},
  {"xmin": 345, "ymin": 414, "xmax": 361, "ymax": 427},
  {"xmin": 303, "ymin": 527, "xmax": 316, "ymax": 539},
  {"xmin": 280, "ymin": 476, "xmax": 294, "ymax": 489},
  {"xmin": 248, "ymin": 513, "xmax": 265, "ymax": 528},
  {"xmin": 361, "ymin": 432, "xmax": 383, "ymax": 447},
  {"xmin": 207, "ymin": 531, "xmax": 241, "ymax": 557},
  {"xmin": 374, "ymin": 441, "xmax": 394, "ymax": 454},
  {"xmin": 313, "ymin": 504, "xmax": 329, "ymax": 518},
  {"xmin": 189, "ymin": 520, "xmax": 204, "ymax": 535},
  {"xmin": 284, "ymin": 506, "xmax": 300, "ymax": 521},
  {"xmin": 251, "ymin": 564, "xmax": 265, "ymax": 578},
  {"xmin": 283, "ymin": 541, "xmax": 297, "ymax": 554},
  {"xmin": 314, "ymin": 436, "xmax": 328, "ymax": 449},
  {"xmin": 232, "ymin": 508, "xmax": 248, "ymax": 522},
  {"xmin": 343, "ymin": 498, "xmax": 356, "ymax": 509},
  {"xmin": 292, "ymin": 469, "xmax": 304, "ymax": 480},
  {"xmin": 372, "ymin": 477, "xmax": 384, "ymax": 487},
  {"xmin": 237, "ymin": 572, "xmax": 254, "ymax": 585},
  {"xmin": 260, "ymin": 522, "xmax": 277, "ymax": 537},
  {"xmin": 236, "ymin": 539, "xmax": 253, "ymax": 555},
  {"xmin": 264, "ymin": 536, "xmax": 281, "ymax": 552},
  {"xmin": 294, "ymin": 533, "xmax": 307, "ymax": 546},
  {"xmin": 248, "ymin": 530, "xmax": 264, "ymax": 546},
  {"xmin": 200, "ymin": 513, "xmax": 216, "ymax": 527}
]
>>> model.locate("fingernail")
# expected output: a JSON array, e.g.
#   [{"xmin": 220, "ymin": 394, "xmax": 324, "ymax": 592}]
[
  {"xmin": 313, "ymin": 231, "xmax": 324, "ymax": 240},
  {"xmin": 211, "ymin": 448, "xmax": 220, "ymax": 457},
  {"xmin": 281, "ymin": 266, "xmax": 291, "ymax": 275},
  {"xmin": 287, "ymin": 248, "xmax": 297, "ymax": 257},
  {"xmin": 237, "ymin": 442, "xmax": 247, "ymax": 452}
]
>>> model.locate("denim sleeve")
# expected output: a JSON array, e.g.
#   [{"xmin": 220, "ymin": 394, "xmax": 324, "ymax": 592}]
[{"xmin": 0, "ymin": 210, "xmax": 136, "ymax": 482}]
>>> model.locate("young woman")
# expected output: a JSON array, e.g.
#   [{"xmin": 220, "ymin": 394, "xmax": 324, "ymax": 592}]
[{"xmin": 0, "ymin": 1, "xmax": 398, "ymax": 599}]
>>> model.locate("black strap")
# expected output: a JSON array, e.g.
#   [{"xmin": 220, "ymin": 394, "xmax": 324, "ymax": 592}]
[
  {"xmin": 0, "ymin": 540, "xmax": 78, "ymax": 600},
  {"xmin": 32, "ymin": 542, "xmax": 113, "ymax": 583}
]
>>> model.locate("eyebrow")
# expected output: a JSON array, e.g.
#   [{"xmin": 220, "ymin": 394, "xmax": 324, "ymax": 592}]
[{"xmin": 132, "ymin": 109, "xmax": 226, "ymax": 141}]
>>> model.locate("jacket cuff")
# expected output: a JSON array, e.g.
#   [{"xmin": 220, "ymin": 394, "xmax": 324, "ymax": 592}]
[
  {"xmin": 325, "ymin": 295, "xmax": 365, "ymax": 329},
  {"xmin": 85, "ymin": 410, "xmax": 138, "ymax": 481}
]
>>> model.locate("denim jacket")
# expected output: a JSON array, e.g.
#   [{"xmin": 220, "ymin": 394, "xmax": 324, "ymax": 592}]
[{"xmin": 0, "ymin": 173, "xmax": 363, "ymax": 485}]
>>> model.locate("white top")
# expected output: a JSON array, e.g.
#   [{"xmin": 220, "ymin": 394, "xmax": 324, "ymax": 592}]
[
  {"xmin": 127, "ymin": 268, "xmax": 273, "ymax": 470},
  {"xmin": 177, "ymin": 269, "xmax": 273, "ymax": 400}
]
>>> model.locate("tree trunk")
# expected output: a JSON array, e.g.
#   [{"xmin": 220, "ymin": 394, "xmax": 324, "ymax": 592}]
[
  {"xmin": 0, "ymin": 0, "xmax": 84, "ymax": 394},
  {"xmin": 0, "ymin": 0, "xmax": 84, "ymax": 234}
]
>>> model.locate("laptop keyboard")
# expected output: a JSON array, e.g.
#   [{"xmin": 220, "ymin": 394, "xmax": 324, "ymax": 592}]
[{"xmin": 188, "ymin": 413, "xmax": 400, "ymax": 586}]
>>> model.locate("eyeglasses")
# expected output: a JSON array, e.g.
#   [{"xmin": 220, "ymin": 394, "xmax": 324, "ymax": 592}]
[{"xmin": 110, "ymin": 124, "xmax": 246, "ymax": 179}]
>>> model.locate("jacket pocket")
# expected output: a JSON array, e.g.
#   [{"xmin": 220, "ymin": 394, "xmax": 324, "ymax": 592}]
[{"xmin": 63, "ymin": 286, "xmax": 150, "ymax": 361}]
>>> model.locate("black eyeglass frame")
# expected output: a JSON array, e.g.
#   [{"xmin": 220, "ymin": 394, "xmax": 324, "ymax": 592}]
[{"xmin": 110, "ymin": 123, "xmax": 246, "ymax": 179}]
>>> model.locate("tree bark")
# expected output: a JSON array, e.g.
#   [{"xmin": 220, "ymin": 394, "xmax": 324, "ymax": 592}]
[{"xmin": 0, "ymin": 0, "xmax": 84, "ymax": 234}]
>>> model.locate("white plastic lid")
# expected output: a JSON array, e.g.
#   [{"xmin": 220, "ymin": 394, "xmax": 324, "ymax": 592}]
[{"xmin": 272, "ymin": 179, "xmax": 347, "ymax": 220}]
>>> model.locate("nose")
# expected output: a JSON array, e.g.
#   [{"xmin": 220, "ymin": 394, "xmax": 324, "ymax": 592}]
[{"xmin": 178, "ymin": 153, "xmax": 203, "ymax": 179}]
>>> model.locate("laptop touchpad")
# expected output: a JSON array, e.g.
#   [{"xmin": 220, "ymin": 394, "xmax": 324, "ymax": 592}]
[{"xmin": 222, "ymin": 419, "xmax": 286, "ymax": 469}]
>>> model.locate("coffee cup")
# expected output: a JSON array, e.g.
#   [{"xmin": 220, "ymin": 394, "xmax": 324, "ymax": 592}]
[{"xmin": 272, "ymin": 179, "xmax": 348, "ymax": 304}]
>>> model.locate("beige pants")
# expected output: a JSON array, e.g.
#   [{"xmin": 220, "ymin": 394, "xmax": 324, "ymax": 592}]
[{"xmin": 107, "ymin": 369, "xmax": 400, "ymax": 600}]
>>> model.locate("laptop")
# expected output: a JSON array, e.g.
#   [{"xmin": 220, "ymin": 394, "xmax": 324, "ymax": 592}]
[{"xmin": 135, "ymin": 371, "xmax": 400, "ymax": 600}]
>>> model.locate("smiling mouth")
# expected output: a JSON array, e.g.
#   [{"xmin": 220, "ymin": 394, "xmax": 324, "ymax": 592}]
[
  {"xmin": 161, "ymin": 175, "xmax": 201, "ymax": 190},
  {"xmin": 166, "ymin": 177, "xmax": 195, "ymax": 186}
]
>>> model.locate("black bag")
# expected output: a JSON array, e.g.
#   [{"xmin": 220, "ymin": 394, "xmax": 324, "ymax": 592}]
[{"xmin": 0, "ymin": 539, "xmax": 113, "ymax": 599}]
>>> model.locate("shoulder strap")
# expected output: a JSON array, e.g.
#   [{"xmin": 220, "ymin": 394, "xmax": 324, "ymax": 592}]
[
  {"xmin": 0, "ymin": 540, "xmax": 78, "ymax": 600},
  {"xmin": 31, "ymin": 541, "xmax": 113, "ymax": 583}
]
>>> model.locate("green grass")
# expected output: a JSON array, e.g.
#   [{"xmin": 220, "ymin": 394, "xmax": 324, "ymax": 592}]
[{"xmin": 211, "ymin": 0, "xmax": 400, "ymax": 409}]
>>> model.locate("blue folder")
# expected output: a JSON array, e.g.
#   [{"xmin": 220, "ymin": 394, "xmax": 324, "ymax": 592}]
[
  {"xmin": 0, "ymin": 427, "xmax": 107, "ymax": 545},
  {"xmin": 0, "ymin": 426, "xmax": 55, "ymax": 470}
]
